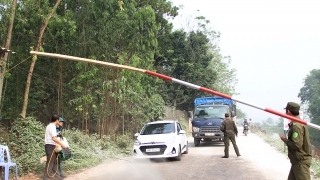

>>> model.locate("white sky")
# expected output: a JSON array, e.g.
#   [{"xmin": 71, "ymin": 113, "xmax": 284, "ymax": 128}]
[{"xmin": 170, "ymin": 0, "xmax": 320, "ymax": 122}]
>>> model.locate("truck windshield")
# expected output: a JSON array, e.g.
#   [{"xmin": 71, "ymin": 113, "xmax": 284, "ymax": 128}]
[
  {"xmin": 141, "ymin": 123, "xmax": 175, "ymax": 135},
  {"xmin": 194, "ymin": 106, "xmax": 228, "ymax": 118}
]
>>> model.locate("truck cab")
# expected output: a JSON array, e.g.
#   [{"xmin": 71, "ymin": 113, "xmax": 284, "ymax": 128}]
[{"xmin": 191, "ymin": 97, "xmax": 236, "ymax": 146}]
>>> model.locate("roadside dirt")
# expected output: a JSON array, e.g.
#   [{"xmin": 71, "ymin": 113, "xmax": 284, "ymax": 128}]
[{"xmin": 9, "ymin": 173, "xmax": 41, "ymax": 180}]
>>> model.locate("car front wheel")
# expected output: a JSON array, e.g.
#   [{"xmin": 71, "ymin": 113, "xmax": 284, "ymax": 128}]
[
  {"xmin": 175, "ymin": 145, "xmax": 181, "ymax": 161},
  {"xmin": 183, "ymin": 142, "xmax": 188, "ymax": 154}
]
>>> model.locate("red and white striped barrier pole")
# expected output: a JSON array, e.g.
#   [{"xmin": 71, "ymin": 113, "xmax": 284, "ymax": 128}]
[{"xmin": 30, "ymin": 51, "xmax": 320, "ymax": 130}]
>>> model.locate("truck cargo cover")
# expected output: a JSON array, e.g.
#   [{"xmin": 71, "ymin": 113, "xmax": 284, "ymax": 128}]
[{"xmin": 194, "ymin": 97, "xmax": 233, "ymax": 106}]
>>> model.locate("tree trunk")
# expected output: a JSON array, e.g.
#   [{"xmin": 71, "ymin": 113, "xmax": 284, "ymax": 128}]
[
  {"xmin": 0, "ymin": 1, "xmax": 17, "ymax": 175},
  {"xmin": 58, "ymin": 59, "xmax": 63, "ymax": 115},
  {"xmin": 21, "ymin": 0, "xmax": 61, "ymax": 118},
  {"xmin": 112, "ymin": 68, "xmax": 120, "ymax": 140},
  {"xmin": 0, "ymin": 0, "xmax": 17, "ymax": 113},
  {"xmin": 104, "ymin": 71, "xmax": 110, "ymax": 136}
]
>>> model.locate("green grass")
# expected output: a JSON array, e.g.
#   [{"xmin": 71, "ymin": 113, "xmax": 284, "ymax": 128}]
[
  {"xmin": 261, "ymin": 126, "xmax": 285, "ymax": 134},
  {"xmin": 254, "ymin": 127, "xmax": 320, "ymax": 178},
  {"xmin": 254, "ymin": 131, "xmax": 287, "ymax": 154},
  {"xmin": 311, "ymin": 159, "xmax": 320, "ymax": 178}
]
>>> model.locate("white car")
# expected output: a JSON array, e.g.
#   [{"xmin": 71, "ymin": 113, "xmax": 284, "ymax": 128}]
[{"xmin": 133, "ymin": 120, "xmax": 188, "ymax": 161}]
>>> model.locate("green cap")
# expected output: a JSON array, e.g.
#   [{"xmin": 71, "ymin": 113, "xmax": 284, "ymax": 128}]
[
  {"xmin": 284, "ymin": 102, "xmax": 300, "ymax": 112},
  {"xmin": 59, "ymin": 117, "xmax": 65, "ymax": 122},
  {"xmin": 225, "ymin": 113, "xmax": 230, "ymax": 117}
]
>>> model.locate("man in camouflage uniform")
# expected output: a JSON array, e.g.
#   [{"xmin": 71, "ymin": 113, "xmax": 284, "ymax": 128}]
[
  {"xmin": 220, "ymin": 113, "xmax": 241, "ymax": 158},
  {"xmin": 280, "ymin": 102, "xmax": 312, "ymax": 180}
]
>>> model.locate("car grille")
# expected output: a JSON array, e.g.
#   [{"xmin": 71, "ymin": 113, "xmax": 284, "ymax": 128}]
[
  {"xmin": 139, "ymin": 145, "xmax": 167, "ymax": 155},
  {"xmin": 200, "ymin": 126, "xmax": 220, "ymax": 133}
]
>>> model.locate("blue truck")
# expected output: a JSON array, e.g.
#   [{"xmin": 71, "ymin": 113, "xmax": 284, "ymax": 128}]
[{"xmin": 191, "ymin": 96, "xmax": 237, "ymax": 146}]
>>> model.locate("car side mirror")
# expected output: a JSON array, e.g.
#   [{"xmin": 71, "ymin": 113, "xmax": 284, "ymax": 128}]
[
  {"xmin": 179, "ymin": 130, "xmax": 186, "ymax": 134},
  {"xmin": 134, "ymin": 133, "xmax": 139, "ymax": 137},
  {"xmin": 188, "ymin": 111, "xmax": 193, "ymax": 118}
]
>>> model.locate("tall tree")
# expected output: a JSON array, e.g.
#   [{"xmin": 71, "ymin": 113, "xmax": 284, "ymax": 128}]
[
  {"xmin": 236, "ymin": 108, "xmax": 247, "ymax": 119},
  {"xmin": 299, "ymin": 69, "xmax": 320, "ymax": 123},
  {"xmin": 0, "ymin": 0, "xmax": 17, "ymax": 113},
  {"xmin": 155, "ymin": 30, "xmax": 217, "ymax": 110},
  {"xmin": 298, "ymin": 69, "xmax": 320, "ymax": 138},
  {"xmin": 155, "ymin": 15, "xmax": 238, "ymax": 111},
  {"xmin": 21, "ymin": 0, "xmax": 61, "ymax": 118},
  {"xmin": 266, "ymin": 117, "xmax": 274, "ymax": 126},
  {"xmin": 276, "ymin": 117, "xmax": 284, "ymax": 127}
]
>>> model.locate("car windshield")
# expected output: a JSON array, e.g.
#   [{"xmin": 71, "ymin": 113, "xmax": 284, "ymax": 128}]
[
  {"xmin": 194, "ymin": 106, "xmax": 228, "ymax": 119},
  {"xmin": 141, "ymin": 123, "xmax": 175, "ymax": 135}
]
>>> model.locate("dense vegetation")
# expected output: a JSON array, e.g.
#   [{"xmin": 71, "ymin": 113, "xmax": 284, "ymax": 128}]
[
  {"xmin": 0, "ymin": 0, "xmax": 238, "ymax": 176},
  {"xmin": 0, "ymin": 0, "xmax": 237, "ymax": 135}
]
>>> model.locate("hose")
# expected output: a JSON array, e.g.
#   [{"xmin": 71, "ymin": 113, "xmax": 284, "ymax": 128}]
[{"xmin": 46, "ymin": 145, "xmax": 60, "ymax": 178}]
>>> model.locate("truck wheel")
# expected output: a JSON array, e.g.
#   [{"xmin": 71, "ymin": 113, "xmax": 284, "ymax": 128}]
[{"xmin": 194, "ymin": 138, "xmax": 200, "ymax": 147}]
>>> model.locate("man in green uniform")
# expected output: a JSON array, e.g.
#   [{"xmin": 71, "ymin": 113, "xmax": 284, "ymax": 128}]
[
  {"xmin": 220, "ymin": 113, "xmax": 241, "ymax": 158},
  {"xmin": 280, "ymin": 102, "xmax": 312, "ymax": 180}
]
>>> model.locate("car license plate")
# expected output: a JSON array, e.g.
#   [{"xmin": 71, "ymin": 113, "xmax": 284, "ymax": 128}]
[
  {"xmin": 205, "ymin": 133, "xmax": 215, "ymax": 136},
  {"xmin": 146, "ymin": 148, "xmax": 160, "ymax": 152}
]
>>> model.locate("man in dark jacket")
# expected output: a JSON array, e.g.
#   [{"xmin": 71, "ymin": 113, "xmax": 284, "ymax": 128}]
[
  {"xmin": 56, "ymin": 117, "xmax": 66, "ymax": 178},
  {"xmin": 280, "ymin": 102, "xmax": 312, "ymax": 180},
  {"xmin": 220, "ymin": 113, "xmax": 241, "ymax": 158}
]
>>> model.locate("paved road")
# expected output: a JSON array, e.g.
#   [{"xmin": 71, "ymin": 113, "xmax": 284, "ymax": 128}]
[{"xmin": 66, "ymin": 127, "xmax": 291, "ymax": 180}]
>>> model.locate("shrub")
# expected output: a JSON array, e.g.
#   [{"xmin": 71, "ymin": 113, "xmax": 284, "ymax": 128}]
[
  {"xmin": 179, "ymin": 116, "xmax": 191, "ymax": 136},
  {"xmin": 2, "ymin": 116, "xmax": 131, "ymax": 177},
  {"xmin": 115, "ymin": 134, "xmax": 134, "ymax": 154},
  {"xmin": 5, "ymin": 117, "xmax": 46, "ymax": 175}
]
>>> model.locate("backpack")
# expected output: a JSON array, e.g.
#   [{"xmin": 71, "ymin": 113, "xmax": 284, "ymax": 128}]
[{"xmin": 59, "ymin": 148, "xmax": 72, "ymax": 161}]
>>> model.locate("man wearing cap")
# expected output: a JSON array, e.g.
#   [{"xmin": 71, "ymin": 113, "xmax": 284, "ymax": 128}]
[
  {"xmin": 44, "ymin": 115, "xmax": 67, "ymax": 180},
  {"xmin": 56, "ymin": 117, "xmax": 64, "ymax": 137},
  {"xmin": 220, "ymin": 113, "xmax": 241, "ymax": 158},
  {"xmin": 280, "ymin": 102, "xmax": 312, "ymax": 180},
  {"xmin": 57, "ymin": 117, "xmax": 66, "ymax": 178}
]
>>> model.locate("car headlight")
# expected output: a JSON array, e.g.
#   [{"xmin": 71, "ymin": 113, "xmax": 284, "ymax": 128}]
[
  {"xmin": 134, "ymin": 139, "xmax": 141, "ymax": 146},
  {"xmin": 193, "ymin": 127, "xmax": 200, "ymax": 132},
  {"xmin": 166, "ymin": 136, "xmax": 176, "ymax": 144}
]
